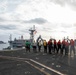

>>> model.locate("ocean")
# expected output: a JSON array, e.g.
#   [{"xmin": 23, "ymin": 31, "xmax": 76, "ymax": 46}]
[{"xmin": 0, "ymin": 43, "xmax": 9, "ymax": 50}]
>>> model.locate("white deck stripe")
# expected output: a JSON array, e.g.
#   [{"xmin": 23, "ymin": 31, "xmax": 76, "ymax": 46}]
[
  {"xmin": 25, "ymin": 61, "xmax": 51, "ymax": 75},
  {"xmin": 30, "ymin": 59, "xmax": 65, "ymax": 75},
  {"xmin": 0, "ymin": 55, "xmax": 29, "ymax": 60},
  {"xmin": 0, "ymin": 55, "xmax": 65, "ymax": 75}
]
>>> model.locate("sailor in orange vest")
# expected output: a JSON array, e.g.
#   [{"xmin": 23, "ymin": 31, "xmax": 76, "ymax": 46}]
[
  {"xmin": 65, "ymin": 40, "xmax": 69, "ymax": 55},
  {"xmin": 74, "ymin": 39, "xmax": 76, "ymax": 51},
  {"xmin": 48, "ymin": 39, "xmax": 52, "ymax": 54},
  {"xmin": 57, "ymin": 40, "xmax": 61, "ymax": 54},
  {"xmin": 70, "ymin": 39, "xmax": 75, "ymax": 56},
  {"xmin": 54, "ymin": 39, "xmax": 57, "ymax": 54},
  {"xmin": 61, "ymin": 39, "xmax": 66, "ymax": 55}
]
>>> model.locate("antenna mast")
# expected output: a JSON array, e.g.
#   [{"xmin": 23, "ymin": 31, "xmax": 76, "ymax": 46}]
[{"xmin": 29, "ymin": 25, "xmax": 36, "ymax": 45}]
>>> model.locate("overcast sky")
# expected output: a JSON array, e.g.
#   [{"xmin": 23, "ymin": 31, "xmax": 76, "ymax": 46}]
[{"xmin": 0, "ymin": 0, "xmax": 76, "ymax": 42}]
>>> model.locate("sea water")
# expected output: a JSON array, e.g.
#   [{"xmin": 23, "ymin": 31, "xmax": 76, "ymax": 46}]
[{"xmin": 0, "ymin": 43, "xmax": 9, "ymax": 50}]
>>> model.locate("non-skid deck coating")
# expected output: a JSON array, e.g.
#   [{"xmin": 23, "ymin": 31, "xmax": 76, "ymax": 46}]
[{"xmin": 0, "ymin": 49, "xmax": 76, "ymax": 75}]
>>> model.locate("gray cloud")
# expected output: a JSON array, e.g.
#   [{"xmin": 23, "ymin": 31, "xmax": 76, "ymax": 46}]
[
  {"xmin": 61, "ymin": 30, "xmax": 67, "ymax": 33},
  {"xmin": 61, "ymin": 24, "xmax": 72, "ymax": 28},
  {"xmin": 41, "ymin": 27, "xmax": 53, "ymax": 32},
  {"xmin": 24, "ymin": 18, "xmax": 48, "ymax": 24},
  {"xmin": 0, "ymin": 25, "xmax": 17, "ymax": 30},
  {"xmin": 20, "ymin": 29, "xmax": 30, "ymax": 33},
  {"xmin": 0, "ymin": 18, "xmax": 6, "ymax": 22},
  {"xmin": 50, "ymin": 0, "xmax": 76, "ymax": 9},
  {"xmin": 50, "ymin": 0, "xmax": 65, "ymax": 6}
]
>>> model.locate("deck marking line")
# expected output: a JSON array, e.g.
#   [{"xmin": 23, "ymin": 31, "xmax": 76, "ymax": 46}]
[
  {"xmin": 0, "ymin": 55, "xmax": 29, "ymax": 60},
  {"xmin": 30, "ymin": 59, "xmax": 64, "ymax": 75},
  {"xmin": 25, "ymin": 61, "xmax": 51, "ymax": 75},
  {"xmin": 0, "ymin": 55, "xmax": 65, "ymax": 75}
]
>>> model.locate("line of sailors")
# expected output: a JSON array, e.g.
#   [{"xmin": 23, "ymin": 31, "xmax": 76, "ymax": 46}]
[
  {"xmin": 35, "ymin": 38, "xmax": 75, "ymax": 56},
  {"xmin": 25, "ymin": 38, "xmax": 76, "ymax": 56}
]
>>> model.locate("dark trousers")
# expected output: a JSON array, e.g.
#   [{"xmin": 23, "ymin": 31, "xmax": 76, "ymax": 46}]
[
  {"xmin": 26, "ymin": 46, "xmax": 30, "ymax": 52},
  {"xmin": 54, "ymin": 45, "xmax": 57, "ymax": 53},
  {"xmin": 33, "ymin": 46, "xmax": 37, "ymax": 52},
  {"xmin": 44, "ymin": 46, "xmax": 47, "ymax": 53},
  {"xmin": 38, "ymin": 46, "xmax": 41, "ymax": 52},
  {"xmin": 48, "ymin": 46, "xmax": 52, "ymax": 54},
  {"xmin": 57, "ymin": 45, "xmax": 61, "ymax": 54},
  {"xmin": 65, "ymin": 46, "xmax": 69, "ymax": 55},
  {"xmin": 61, "ymin": 45, "xmax": 65, "ymax": 54},
  {"xmin": 70, "ymin": 46, "xmax": 75, "ymax": 55}
]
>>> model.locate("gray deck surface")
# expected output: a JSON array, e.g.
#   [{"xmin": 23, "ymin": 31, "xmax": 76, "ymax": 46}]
[{"xmin": 0, "ymin": 49, "xmax": 76, "ymax": 75}]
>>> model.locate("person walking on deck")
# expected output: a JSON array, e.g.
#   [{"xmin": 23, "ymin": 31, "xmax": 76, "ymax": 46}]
[
  {"xmin": 70, "ymin": 39, "xmax": 75, "ymax": 56},
  {"xmin": 25, "ymin": 41, "xmax": 31, "ymax": 52},
  {"xmin": 53, "ymin": 39, "xmax": 57, "ymax": 54},
  {"xmin": 61, "ymin": 39, "xmax": 66, "ymax": 55},
  {"xmin": 65, "ymin": 40, "xmax": 69, "ymax": 55},
  {"xmin": 57, "ymin": 40, "xmax": 61, "ymax": 54},
  {"xmin": 74, "ymin": 39, "xmax": 76, "ymax": 51},
  {"xmin": 38, "ymin": 40, "xmax": 42, "ymax": 52},
  {"xmin": 43, "ymin": 40, "xmax": 47, "ymax": 53},
  {"xmin": 32, "ymin": 41, "xmax": 37, "ymax": 53},
  {"xmin": 48, "ymin": 39, "xmax": 52, "ymax": 54}
]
